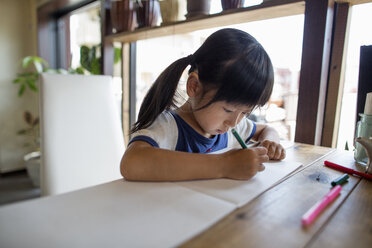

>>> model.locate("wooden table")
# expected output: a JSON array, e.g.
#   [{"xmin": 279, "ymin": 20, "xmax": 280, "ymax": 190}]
[
  {"xmin": 179, "ymin": 143, "xmax": 372, "ymax": 248},
  {"xmin": 1, "ymin": 143, "xmax": 371, "ymax": 247}
]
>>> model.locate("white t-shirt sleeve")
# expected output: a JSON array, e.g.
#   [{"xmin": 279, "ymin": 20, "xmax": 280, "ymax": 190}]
[
  {"xmin": 130, "ymin": 112, "xmax": 178, "ymax": 150},
  {"xmin": 227, "ymin": 117, "xmax": 256, "ymax": 148}
]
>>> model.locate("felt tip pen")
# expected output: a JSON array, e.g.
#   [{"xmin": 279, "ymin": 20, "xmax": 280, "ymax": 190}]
[
  {"xmin": 331, "ymin": 173, "xmax": 349, "ymax": 187},
  {"xmin": 247, "ymin": 141, "xmax": 261, "ymax": 148},
  {"xmin": 324, "ymin": 160, "xmax": 372, "ymax": 181},
  {"xmin": 231, "ymin": 128, "xmax": 248, "ymax": 149},
  {"xmin": 301, "ymin": 185, "xmax": 342, "ymax": 227}
]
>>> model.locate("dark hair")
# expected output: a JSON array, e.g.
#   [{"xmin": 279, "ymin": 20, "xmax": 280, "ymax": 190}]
[{"xmin": 131, "ymin": 28, "xmax": 274, "ymax": 133}]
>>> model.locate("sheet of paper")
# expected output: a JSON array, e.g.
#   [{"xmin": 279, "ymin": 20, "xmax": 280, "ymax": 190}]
[
  {"xmin": 177, "ymin": 161, "xmax": 302, "ymax": 207},
  {"xmin": 0, "ymin": 141, "xmax": 301, "ymax": 248},
  {"xmin": 280, "ymin": 140, "xmax": 295, "ymax": 149},
  {"xmin": 0, "ymin": 180, "xmax": 235, "ymax": 248}
]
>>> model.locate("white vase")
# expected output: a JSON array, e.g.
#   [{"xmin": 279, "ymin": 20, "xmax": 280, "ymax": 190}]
[
  {"xmin": 24, "ymin": 151, "xmax": 41, "ymax": 187},
  {"xmin": 159, "ymin": 0, "xmax": 186, "ymax": 24}
]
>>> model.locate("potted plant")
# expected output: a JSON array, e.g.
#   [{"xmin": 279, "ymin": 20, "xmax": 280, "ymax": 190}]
[
  {"xmin": 13, "ymin": 56, "xmax": 45, "ymax": 186},
  {"xmin": 18, "ymin": 111, "xmax": 41, "ymax": 186}
]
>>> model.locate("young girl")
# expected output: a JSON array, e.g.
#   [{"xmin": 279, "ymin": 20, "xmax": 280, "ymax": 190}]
[{"xmin": 121, "ymin": 28, "xmax": 286, "ymax": 181}]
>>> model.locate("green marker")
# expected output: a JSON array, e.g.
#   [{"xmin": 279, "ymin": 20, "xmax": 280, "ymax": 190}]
[
  {"xmin": 331, "ymin": 173, "xmax": 349, "ymax": 187},
  {"xmin": 231, "ymin": 128, "xmax": 248, "ymax": 149}
]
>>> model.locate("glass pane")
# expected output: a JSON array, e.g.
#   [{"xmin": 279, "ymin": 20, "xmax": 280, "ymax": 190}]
[
  {"xmin": 69, "ymin": 2, "xmax": 122, "ymax": 119},
  {"xmin": 69, "ymin": 2, "xmax": 101, "ymax": 71},
  {"xmin": 136, "ymin": 14, "xmax": 304, "ymax": 141},
  {"xmin": 336, "ymin": 3, "xmax": 372, "ymax": 150}
]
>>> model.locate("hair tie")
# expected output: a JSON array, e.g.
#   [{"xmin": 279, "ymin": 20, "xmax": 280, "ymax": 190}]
[{"xmin": 187, "ymin": 54, "xmax": 195, "ymax": 65}]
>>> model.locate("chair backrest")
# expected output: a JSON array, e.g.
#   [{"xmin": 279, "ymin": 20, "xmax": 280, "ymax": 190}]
[{"xmin": 40, "ymin": 73, "xmax": 125, "ymax": 196}]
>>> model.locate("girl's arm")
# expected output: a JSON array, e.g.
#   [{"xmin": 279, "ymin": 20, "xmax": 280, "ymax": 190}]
[
  {"xmin": 253, "ymin": 123, "xmax": 286, "ymax": 160},
  {"xmin": 121, "ymin": 141, "xmax": 269, "ymax": 181}
]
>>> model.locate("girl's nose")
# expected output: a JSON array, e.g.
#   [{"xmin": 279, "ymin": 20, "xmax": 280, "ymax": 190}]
[{"xmin": 225, "ymin": 114, "xmax": 240, "ymax": 127}]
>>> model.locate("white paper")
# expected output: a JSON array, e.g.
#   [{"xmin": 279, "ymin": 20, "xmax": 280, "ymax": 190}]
[
  {"xmin": 0, "ymin": 144, "xmax": 302, "ymax": 248},
  {"xmin": 0, "ymin": 180, "xmax": 235, "ymax": 248},
  {"xmin": 177, "ymin": 161, "xmax": 302, "ymax": 207}
]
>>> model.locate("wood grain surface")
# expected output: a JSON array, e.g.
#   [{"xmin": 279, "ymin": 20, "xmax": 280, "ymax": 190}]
[
  {"xmin": 307, "ymin": 171, "xmax": 372, "ymax": 248},
  {"xmin": 179, "ymin": 145, "xmax": 371, "ymax": 247}
]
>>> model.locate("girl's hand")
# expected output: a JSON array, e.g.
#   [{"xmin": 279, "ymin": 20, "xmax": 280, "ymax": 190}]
[
  {"xmin": 221, "ymin": 147, "xmax": 269, "ymax": 180},
  {"xmin": 259, "ymin": 140, "xmax": 286, "ymax": 160}
]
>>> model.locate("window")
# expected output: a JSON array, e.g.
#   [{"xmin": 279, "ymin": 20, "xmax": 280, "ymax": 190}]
[
  {"xmin": 69, "ymin": 2, "xmax": 101, "ymax": 72},
  {"xmin": 136, "ymin": 14, "xmax": 304, "ymax": 141},
  {"xmin": 69, "ymin": 2, "xmax": 122, "ymax": 118},
  {"xmin": 336, "ymin": 3, "xmax": 372, "ymax": 149}
]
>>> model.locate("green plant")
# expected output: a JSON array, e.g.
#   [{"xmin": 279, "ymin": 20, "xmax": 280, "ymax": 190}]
[
  {"xmin": 114, "ymin": 47, "xmax": 122, "ymax": 64},
  {"xmin": 13, "ymin": 56, "xmax": 84, "ymax": 97},
  {"xmin": 13, "ymin": 56, "xmax": 84, "ymax": 150},
  {"xmin": 17, "ymin": 111, "xmax": 40, "ymax": 149},
  {"xmin": 12, "ymin": 49, "xmax": 120, "ymax": 154},
  {"xmin": 13, "ymin": 47, "xmax": 121, "ymax": 96},
  {"xmin": 80, "ymin": 45, "xmax": 101, "ymax": 75},
  {"xmin": 13, "ymin": 56, "xmax": 48, "ymax": 96},
  {"xmin": 79, "ymin": 45, "xmax": 122, "ymax": 75}
]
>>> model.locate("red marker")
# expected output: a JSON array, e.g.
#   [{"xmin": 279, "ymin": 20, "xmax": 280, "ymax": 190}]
[{"xmin": 324, "ymin": 160, "xmax": 372, "ymax": 181}]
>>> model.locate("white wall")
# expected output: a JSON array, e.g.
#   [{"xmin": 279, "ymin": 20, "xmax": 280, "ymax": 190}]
[{"xmin": 0, "ymin": 0, "xmax": 38, "ymax": 172}]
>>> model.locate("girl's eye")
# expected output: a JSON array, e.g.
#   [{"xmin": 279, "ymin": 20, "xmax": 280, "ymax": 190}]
[{"xmin": 223, "ymin": 107, "xmax": 233, "ymax": 113}]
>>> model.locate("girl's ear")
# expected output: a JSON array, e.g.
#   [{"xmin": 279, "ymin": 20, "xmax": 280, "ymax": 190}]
[{"xmin": 186, "ymin": 72, "xmax": 202, "ymax": 97}]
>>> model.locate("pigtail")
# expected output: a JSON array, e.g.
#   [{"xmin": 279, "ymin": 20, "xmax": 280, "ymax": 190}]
[{"xmin": 131, "ymin": 55, "xmax": 194, "ymax": 133}]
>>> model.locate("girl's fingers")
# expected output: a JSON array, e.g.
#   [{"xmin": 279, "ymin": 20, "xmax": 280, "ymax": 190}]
[
  {"xmin": 258, "ymin": 163, "xmax": 265, "ymax": 171},
  {"xmin": 252, "ymin": 147, "xmax": 269, "ymax": 163},
  {"xmin": 258, "ymin": 141, "xmax": 286, "ymax": 160},
  {"xmin": 258, "ymin": 140, "xmax": 274, "ymax": 157},
  {"xmin": 274, "ymin": 146, "xmax": 286, "ymax": 160},
  {"xmin": 258, "ymin": 154, "xmax": 269, "ymax": 164},
  {"xmin": 267, "ymin": 145, "xmax": 275, "ymax": 158},
  {"xmin": 273, "ymin": 147, "xmax": 282, "ymax": 160},
  {"xmin": 252, "ymin": 147, "xmax": 268, "ymax": 155},
  {"xmin": 280, "ymin": 149, "xmax": 286, "ymax": 160}
]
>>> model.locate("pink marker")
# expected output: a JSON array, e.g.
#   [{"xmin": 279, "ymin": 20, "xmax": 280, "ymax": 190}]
[{"xmin": 301, "ymin": 185, "xmax": 342, "ymax": 227}]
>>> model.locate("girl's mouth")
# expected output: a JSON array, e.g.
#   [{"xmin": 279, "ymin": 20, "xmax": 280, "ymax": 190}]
[{"xmin": 217, "ymin": 129, "xmax": 227, "ymax": 134}]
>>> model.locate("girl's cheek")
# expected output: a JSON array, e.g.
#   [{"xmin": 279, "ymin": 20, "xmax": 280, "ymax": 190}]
[{"xmin": 238, "ymin": 115, "xmax": 244, "ymax": 123}]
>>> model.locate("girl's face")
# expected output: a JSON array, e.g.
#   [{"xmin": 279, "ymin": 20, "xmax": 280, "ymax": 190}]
[
  {"xmin": 183, "ymin": 72, "xmax": 252, "ymax": 138},
  {"xmin": 191, "ymin": 92, "xmax": 252, "ymax": 138}
]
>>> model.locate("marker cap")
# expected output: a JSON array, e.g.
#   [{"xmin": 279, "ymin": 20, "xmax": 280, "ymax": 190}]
[{"xmin": 331, "ymin": 173, "xmax": 349, "ymax": 187}]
